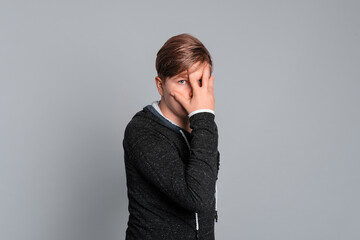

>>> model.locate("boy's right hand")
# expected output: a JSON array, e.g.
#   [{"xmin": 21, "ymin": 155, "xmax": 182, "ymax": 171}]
[{"xmin": 170, "ymin": 62, "xmax": 215, "ymax": 115}]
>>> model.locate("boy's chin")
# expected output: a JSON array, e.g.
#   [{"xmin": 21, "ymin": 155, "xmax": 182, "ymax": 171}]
[
  {"xmin": 172, "ymin": 110, "xmax": 188, "ymax": 120},
  {"xmin": 177, "ymin": 108, "xmax": 189, "ymax": 119}
]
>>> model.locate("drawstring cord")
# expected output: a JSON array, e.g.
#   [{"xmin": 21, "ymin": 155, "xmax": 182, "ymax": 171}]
[
  {"xmin": 195, "ymin": 212, "xmax": 199, "ymax": 240},
  {"xmin": 180, "ymin": 130, "xmax": 200, "ymax": 239},
  {"xmin": 215, "ymin": 183, "xmax": 218, "ymax": 222}
]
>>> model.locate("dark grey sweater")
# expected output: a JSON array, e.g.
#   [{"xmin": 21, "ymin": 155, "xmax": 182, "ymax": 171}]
[{"xmin": 123, "ymin": 103, "xmax": 220, "ymax": 240}]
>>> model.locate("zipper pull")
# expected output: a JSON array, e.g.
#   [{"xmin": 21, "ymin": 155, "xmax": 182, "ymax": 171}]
[{"xmin": 215, "ymin": 210, "xmax": 218, "ymax": 222}]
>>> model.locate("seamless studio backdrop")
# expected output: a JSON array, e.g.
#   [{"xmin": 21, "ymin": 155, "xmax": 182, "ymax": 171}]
[{"xmin": 1, "ymin": 1, "xmax": 359, "ymax": 240}]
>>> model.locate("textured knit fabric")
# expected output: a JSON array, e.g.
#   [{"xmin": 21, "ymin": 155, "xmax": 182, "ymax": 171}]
[{"xmin": 123, "ymin": 103, "xmax": 220, "ymax": 240}]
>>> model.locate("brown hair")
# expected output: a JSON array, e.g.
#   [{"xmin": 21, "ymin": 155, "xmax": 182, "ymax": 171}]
[{"xmin": 155, "ymin": 33, "xmax": 213, "ymax": 81}]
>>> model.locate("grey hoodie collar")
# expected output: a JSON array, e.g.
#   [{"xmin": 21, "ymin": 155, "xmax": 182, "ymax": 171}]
[{"xmin": 145, "ymin": 101, "xmax": 191, "ymax": 139}]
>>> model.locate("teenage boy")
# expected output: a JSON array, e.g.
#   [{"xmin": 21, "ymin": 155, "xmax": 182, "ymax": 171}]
[{"xmin": 123, "ymin": 33, "xmax": 220, "ymax": 240}]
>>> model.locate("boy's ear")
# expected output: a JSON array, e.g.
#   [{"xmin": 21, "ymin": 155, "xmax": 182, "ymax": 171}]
[{"xmin": 155, "ymin": 76, "xmax": 164, "ymax": 96}]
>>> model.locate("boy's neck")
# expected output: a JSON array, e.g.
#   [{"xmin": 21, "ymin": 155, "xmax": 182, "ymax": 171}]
[{"xmin": 158, "ymin": 99, "xmax": 191, "ymax": 133}]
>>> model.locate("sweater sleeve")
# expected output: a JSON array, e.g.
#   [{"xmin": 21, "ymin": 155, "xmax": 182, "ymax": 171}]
[{"xmin": 124, "ymin": 112, "xmax": 219, "ymax": 213}]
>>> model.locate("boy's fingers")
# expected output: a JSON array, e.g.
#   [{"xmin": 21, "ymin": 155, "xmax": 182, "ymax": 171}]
[
  {"xmin": 208, "ymin": 75, "xmax": 215, "ymax": 89},
  {"xmin": 188, "ymin": 64, "xmax": 203, "ymax": 90},
  {"xmin": 201, "ymin": 62, "xmax": 210, "ymax": 89},
  {"xmin": 170, "ymin": 91, "xmax": 187, "ymax": 107},
  {"xmin": 188, "ymin": 77, "xmax": 200, "ymax": 92}
]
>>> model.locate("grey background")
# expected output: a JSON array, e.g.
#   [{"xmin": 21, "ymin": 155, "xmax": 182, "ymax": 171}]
[{"xmin": 1, "ymin": 0, "xmax": 359, "ymax": 239}]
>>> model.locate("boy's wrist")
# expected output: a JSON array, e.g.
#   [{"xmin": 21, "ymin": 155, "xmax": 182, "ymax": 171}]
[{"xmin": 188, "ymin": 109, "xmax": 215, "ymax": 118}]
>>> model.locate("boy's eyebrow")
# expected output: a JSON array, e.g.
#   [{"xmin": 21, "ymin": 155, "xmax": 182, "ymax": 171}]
[{"xmin": 175, "ymin": 73, "xmax": 188, "ymax": 78}]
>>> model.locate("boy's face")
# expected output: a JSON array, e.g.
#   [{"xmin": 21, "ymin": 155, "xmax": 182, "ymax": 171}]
[{"xmin": 155, "ymin": 61, "xmax": 206, "ymax": 119}]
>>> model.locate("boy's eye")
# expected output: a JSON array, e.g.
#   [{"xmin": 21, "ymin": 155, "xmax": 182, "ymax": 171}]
[{"xmin": 178, "ymin": 80, "xmax": 186, "ymax": 84}]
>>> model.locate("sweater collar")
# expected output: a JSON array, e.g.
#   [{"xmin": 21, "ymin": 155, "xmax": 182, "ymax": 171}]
[{"xmin": 144, "ymin": 101, "xmax": 191, "ymax": 138}]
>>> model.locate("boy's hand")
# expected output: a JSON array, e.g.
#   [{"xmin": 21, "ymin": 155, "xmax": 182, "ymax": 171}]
[{"xmin": 171, "ymin": 62, "xmax": 215, "ymax": 114}]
